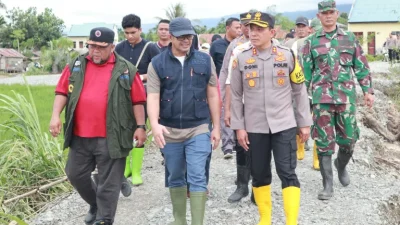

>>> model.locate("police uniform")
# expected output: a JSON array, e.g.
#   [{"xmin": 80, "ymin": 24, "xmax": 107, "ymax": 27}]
[
  {"xmin": 230, "ymin": 12, "xmax": 312, "ymax": 225},
  {"xmin": 218, "ymin": 12, "xmax": 253, "ymax": 204}
]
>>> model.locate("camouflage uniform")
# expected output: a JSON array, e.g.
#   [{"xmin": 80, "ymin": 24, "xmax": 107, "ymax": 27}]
[
  {"xmin": 301, "ymin": 0, "xmax": 374, "ymax": 201},
  {"xmin": 301, "ymin": 19, "xmax": 373, "ymax": 156}
]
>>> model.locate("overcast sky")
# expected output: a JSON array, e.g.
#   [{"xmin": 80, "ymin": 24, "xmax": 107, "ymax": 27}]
[{"xmin": 1, "ymin": 0, "xmax": 353, "ymax": 26}]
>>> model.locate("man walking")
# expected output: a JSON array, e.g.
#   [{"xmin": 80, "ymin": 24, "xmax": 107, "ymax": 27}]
[
  {"xmin": 147, "ymin": 17, "xmax": 221, "ymax": 225},
  {"xmin": 218, "ymin": 11, "xmax": 254, "ymax": 203},
  {"xmin": 210, "ymin": 17, "xmax": 241, "ymax": 159},
  {"xmin": 115, "ymin": 14, "xmax": 160, "ymax": 189},
  {"xmin": 230, "ymin": 12, "xmax": 312, "ymax": 224},
  {"xmin": 49, "ymin": 27, "xmax": 146, "ymax": 225},
  {"xmin": 156, "ymin": 19, "xmax": 171, "ymax": 52},
  {"xmin": 301, "ymin": 0, "xmax": 374, "ymax": 201}
]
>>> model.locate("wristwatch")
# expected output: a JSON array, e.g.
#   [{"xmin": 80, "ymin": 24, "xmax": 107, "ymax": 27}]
[{"xmin": 137, "ymin": 125, "xmax": 146, "ymax": 131}]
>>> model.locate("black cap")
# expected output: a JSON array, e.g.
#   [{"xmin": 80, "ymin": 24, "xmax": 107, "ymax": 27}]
[
  {"xmin": 248, "ymin": 12, "xmax": 275, "ymax": 28},
  {"xmin": 239, "ymin": 12, "xmax": 253, "ymax": 24},
  {"xmin": 87, "ymin": 27, "xmax": 115, "ymax": 46},
  {"xmin": 295, "ymin": 16, "xmax": 309, "ymax": 26},
  {"xmin": 169, "ymin": 17, "xmax": 196, "ymax": 37}
]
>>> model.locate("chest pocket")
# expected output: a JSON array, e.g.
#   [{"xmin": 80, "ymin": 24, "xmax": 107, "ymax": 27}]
[
  {"xmin": 312, "ymin": 47, "xmax": 329, "ymax": 69},
  {"xmin": 272, "ymin": 68, "xmax": 290, "ymax": 89},
  {"xmin": 159, "ymin": 66, "xmax": 178, "ymax": 89},
  {"xmin": 192, "ymin": 65, "xmax": 209, "ymax": 88},
  {"xmin": 338, "ymin": 46, "xmax": 354, "ymax": 66},
  {"xmin": 118, "ymin": 74, "xmax": 132, "ymax": 103},
  {"xmin": 244, "ymin": 70, "xmax": 260, "ymax": 90}
]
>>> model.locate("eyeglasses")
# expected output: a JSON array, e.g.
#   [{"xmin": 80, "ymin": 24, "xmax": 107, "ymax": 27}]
[
  {"xmin": 87, "ymin": 44, "xmax": 110, "ymax": 50},
  {"xmin": 174, "ymin": 35, "xmax": 194, "ymax": 41}
]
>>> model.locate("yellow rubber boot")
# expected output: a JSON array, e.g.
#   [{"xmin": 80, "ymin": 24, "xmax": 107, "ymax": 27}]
[
  {"xmin": 282, "ymin": 186, "xmax": 301, "ymax": 225},
  {"xmin": 296, "ymin": 135, "xmax": 305, "ymax": 160},
  {"xmin": 252, "ymin": 186, "xmax": 272, "ymax": 225},
  {"xmin": 313, "ymin": 143, "xmax": 320, "ymax": 170}
]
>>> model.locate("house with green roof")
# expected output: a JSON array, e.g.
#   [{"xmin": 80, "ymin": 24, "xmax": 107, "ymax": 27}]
[
  {"xmin": 348, "ymin": 0, "xmax": 400, "ymax": 55},
  {"xmin": 67, "ymin": 23, "xmax": 119, "ymax": 52}
]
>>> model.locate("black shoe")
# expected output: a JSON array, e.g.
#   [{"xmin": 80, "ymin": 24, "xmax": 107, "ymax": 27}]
[
  {"xmin": 84, "ymin": 205, "xmax": 97, "ymax": 225},
  {"xmin": 121, "ymin": 177, "xmax": 132, "ymax": 197},
  {"xmin": 94, "ymin": 219, "xmax": 112, "ymax": 225},
  {"xmin": 223, "ymin": 150, "xmax": 233, "ymax": 159}
]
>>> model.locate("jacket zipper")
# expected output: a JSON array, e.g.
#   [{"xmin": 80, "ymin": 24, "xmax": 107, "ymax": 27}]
[{"xmin": 180, "ymin": 62, "xmax": 184, "ymax": 129}]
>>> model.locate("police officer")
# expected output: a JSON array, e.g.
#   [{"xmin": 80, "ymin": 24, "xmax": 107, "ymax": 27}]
[
  {"xmin": 218, "ymin": 11, "xmax": 254, "ymax": 204},
  {"xmin": 230, "ymin": 12, "xmax": 312, "ymax": 225},
  {"xmin": 50, "ymin": 27, "xmax": 146, "ymax": 225},
  {"xmin": 301, "ymin": 0, "xmax": 374, "ymax": 201},
  {"xmin": 147, "ymin": 17, "xmax": 221, "ymax": 225}
]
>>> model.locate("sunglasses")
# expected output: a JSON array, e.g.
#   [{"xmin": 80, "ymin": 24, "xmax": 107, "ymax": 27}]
[{"xmin": 174, "ymin": 35, "xmax": 194, "ymax": 41}]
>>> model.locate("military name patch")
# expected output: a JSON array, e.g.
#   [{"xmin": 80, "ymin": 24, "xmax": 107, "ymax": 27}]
[
  {"xmin": 246, "ymin": 58, "xmax": 256, "ymax": 64},
  {"xmin": 274, "ymin": 63, "xmax": 288, "ymax": 68},
  {"xmin": 244, "ymin": 65, "xmax": 258, "ymax": 70}
]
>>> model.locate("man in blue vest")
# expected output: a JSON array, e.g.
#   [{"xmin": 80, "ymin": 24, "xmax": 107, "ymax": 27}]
[{"xmin": 147, "ymin": 17, "xmax": 221, "ymax": 225}]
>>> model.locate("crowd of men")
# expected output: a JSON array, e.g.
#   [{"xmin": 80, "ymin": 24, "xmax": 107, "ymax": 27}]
[{"xmin": 48, "ymin": 0, "xmax": 374, "ymax": 224}]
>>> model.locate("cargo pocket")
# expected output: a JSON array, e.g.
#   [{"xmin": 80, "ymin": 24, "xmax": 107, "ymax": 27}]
[
  {"xmin": 120, "ymin": 120, "xmax": 134, "ymax": 149},
  {"xmin": 290, "ymin": 138, "xmax": 298, "ymax": 169},
  {"xmin": 244, "ymin": 70, "xmax": 260, "ymax": 90},
  {"xmin": 192, "ymin": 65, "xmax": 209, "ymax": 88},
  {"xmin": 339, "ymin": 47, "xmax": 354, "ymax": 67},
  {"xmin": 160, "ymin": 89, "xmax": 174, "ymax": 118},
  {"xmin": 194, "ymin": 91, "xmax": 209, "ymax": 119},
  {"xmin": 272, "ymin": 68, "xmax": 289, "ymax": 89}
]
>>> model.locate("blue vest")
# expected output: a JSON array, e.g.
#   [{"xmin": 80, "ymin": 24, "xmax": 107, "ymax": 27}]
[{"xmin": 152, "ymin": 46, "xmax": 211, "ymax": 129}]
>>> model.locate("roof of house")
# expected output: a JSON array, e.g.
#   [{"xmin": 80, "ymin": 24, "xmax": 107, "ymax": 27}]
[
  {"xmin": 68, "ymin": 23, "xmax": 117, "ymax": 37},
  {"xmin": 349, "ymin": 0, "xmax": 400, "ymax": 23},
  {"xmin": 0, "ymin": 48, "xmax": 25, "ymax": 58}
]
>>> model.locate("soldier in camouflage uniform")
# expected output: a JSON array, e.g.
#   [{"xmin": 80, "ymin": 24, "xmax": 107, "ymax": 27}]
[{"xmin": 301, "ymin": 0, "xmax": 374, "ymax": 200}]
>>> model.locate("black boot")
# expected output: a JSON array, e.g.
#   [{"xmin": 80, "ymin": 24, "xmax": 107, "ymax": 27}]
[
  {"xmin": 93, "ymin": 219, "xmax": 112, "ymax": 225},
  {"xmin": 121, "ymin": 177, "xmax": 132, "ymax": 197},
  {"xmin": 228, "ymin": 165, "xmax": 250, "ymax": 203},
  {"xmin": 84, "ymin": 205, "xmax": 97, "ymax": 225},
  {"xmin": 334, "ymin": 151, "xmax": 352, "ymax": 187},
  {"xmin": 318, "ymin": 155, "xmax": 334, "ymax": 200}
]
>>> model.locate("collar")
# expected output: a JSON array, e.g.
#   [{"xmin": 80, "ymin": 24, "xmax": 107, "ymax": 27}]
[
  {"xmin": 86, "ymin": 52, "xmax": 116, "ymax": 66},
  {"xmin": 157, "ymin": 41, "xmax": 168, "ymax": 48},
  {"xmin": 316, "ymin": 25, "xmax": 347, "ymax": 37}
]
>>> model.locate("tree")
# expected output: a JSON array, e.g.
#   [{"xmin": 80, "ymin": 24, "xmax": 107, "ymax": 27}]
[
  {"xmin": 338, "ymin": 12, "xmax": 349, "ymax": 25},
  {"xmin": 156, "ymin": 3, "xmax": 186, "ymax": 20},
  {"xmin": 10, "ymin": 29, "xmax": 25, "ymax": 52},
  {"xmin": 40, "ymin": 37, "xmax": 73, "ymax": 73},
  {"xmin": 0, "ymin": 7, "xmax": 64, "ymax": 49},
  {"xmin": 207, "ymin": 18, "xmax": 226, "ymax": 34},
  {"xmin": 275, "ymin": 13, "xmax": 295, "ymax": 31}
]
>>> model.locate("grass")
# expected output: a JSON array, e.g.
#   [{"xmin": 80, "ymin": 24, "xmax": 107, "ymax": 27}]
[
  {"xmin": 0, "ymin": 85, "xmax": 58, "ymax": 142},
  {"xmin": 0, "ymin": 82, "xmax": 70, "ymax": 222}
]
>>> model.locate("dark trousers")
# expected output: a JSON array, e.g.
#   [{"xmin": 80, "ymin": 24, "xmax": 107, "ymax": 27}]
[
  {"xmin": 234, "ymin": 139, "xmax": 249, "ymax": 167},
  {"xmin": 65, "ymin": 136, "xmax": 125, "ymax": 222},
  {"xmin": 248, "ymin": 127, "xmax": 300, "ymax": 189}
]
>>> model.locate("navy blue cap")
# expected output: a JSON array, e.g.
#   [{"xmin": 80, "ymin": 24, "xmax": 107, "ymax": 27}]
[{"xmin": 169, "ymin": 17, "xmax": 196, "ymax": 37}]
